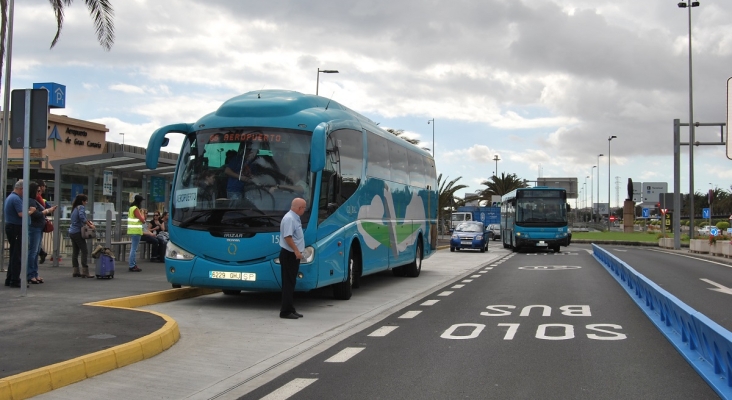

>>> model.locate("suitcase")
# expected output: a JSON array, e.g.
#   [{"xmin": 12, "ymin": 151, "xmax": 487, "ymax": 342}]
[{"xmin": 95, "ymin": 254, "xmax": 115, "ymax": 279}]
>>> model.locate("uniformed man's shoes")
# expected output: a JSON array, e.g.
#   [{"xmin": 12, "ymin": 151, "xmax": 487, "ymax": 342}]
[
  {"xmin": 293, "ymin": 312, "xmax": 303, "ymax": 318},
  {"xmin": 280, "ymin": 313, "xmax": 299, "ymax": 319}
]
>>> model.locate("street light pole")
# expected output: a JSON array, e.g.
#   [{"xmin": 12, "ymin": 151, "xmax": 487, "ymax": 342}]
[
  {"xmin": 316, "ymin": 68, "xmax": 339, "ymax": 96},
  {"xmin": 428, "ymin": 119, "xmax": 435, "ymax": 157},
  {"xmin": 591, "ymin": 166, "xmax": 596, "ymax": 222},
  {"xmin": 608, "ymin": 136, "xmax": 617, "ymax": 231},
  {"xmin": 597, "ymin": 154, "xmax": 603, "ymax": 222},
  {"xmin": 678, "ymin": 0, "xmax": 699, "ymax": 238},
  {"xmin": 120, "ymin": 132, "xmax": 125, "ymax": 147},
  {"xmin": 493, "ymin": 155, "xmax": 500, "ymax": 177}
]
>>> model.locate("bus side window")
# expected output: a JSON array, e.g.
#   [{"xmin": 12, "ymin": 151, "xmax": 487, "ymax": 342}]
[{"xmin": 319, "ymin": 135, "xmax": 340, "ymax": 223}]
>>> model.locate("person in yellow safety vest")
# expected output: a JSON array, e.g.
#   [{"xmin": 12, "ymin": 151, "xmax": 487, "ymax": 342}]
[{"xmin": 127, "ymin": 195, "xmax": 147, "ymax": 272}]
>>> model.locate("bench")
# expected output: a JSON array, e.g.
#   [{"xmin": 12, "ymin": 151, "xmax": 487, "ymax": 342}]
[{"xmin": 111, "ymin": 241, "xmax": 153, "ymax": 262}]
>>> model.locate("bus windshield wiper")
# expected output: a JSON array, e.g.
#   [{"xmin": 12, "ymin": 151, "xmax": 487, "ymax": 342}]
[{"xmin": 180, "ymin": 210, "xmax": 216, "ymax": 228}]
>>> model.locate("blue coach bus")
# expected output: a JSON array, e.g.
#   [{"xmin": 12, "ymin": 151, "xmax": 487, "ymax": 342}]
[
  {"xmin": 500, "ymin": 187, "xmax": 570, "ymax": 253},
  {"xmin": 145, "ymin": 90, "xmax": 438, "ymax": 300}
]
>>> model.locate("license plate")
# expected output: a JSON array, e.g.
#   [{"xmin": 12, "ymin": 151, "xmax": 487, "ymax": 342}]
[
  {"xmin": 461, "ymin": 240, "xmax": 473, "ymax": 245},
  {"xmin": 209, "ymin": 271, "xmax": 257, "ymax": 281},
  {"xmin": 537, "ymin": 241, "xmax": 548, "ymax": 247}
]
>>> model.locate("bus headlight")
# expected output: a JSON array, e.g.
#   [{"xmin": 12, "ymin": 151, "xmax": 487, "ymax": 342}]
[
  {"xmin": 516, "ymin": 232, "xmax": 529, "ymax": 238},
  {"xmin": 166, "ymin": 241, "xmax": 195, "ymax": 260}
]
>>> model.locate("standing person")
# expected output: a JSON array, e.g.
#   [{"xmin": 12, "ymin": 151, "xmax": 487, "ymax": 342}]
[
  {"xmin": 68, "ymin": 193, "xmax": 96, "ymax": 278},
  {"xmin": 278, "ymin": 198, "xmax": 306, "ymax": 319},
  {"xmin": 35, "ymin": 180, "xmax": 54, "ymax": 264},
  {"xmin": 127, "ymin": 195, "xmax": 146, "ymax": 271},
  {"xmin": 4, "ymin": 180, "xmax": 37, "ymax": 288},
  {"xmin": 27, "ymin": 182, "xmax": 52, "ymax": 284}
]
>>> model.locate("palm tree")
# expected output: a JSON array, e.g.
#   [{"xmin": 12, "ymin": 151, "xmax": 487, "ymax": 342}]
[
  {"xmin": 386, "ymin": 128, "xmax": 430, "ymax": 152},
  {"xmin": 438, "ymin": 174, "xmax": 467, "ymax": 233},
  {"xmin": 478, "ymin": 172, "xmax": 527, "ymax": 201},
  {"xmin": 0, "ymin": 1, "xmax": 115, "ymax": 96}
]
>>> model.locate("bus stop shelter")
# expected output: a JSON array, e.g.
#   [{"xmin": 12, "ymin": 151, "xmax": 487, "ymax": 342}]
[{"xmin": 48, "ymin": 151, "xmax": 177, "ymax": 266}]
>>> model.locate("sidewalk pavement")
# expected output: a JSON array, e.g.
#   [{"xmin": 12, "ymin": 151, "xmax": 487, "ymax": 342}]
[
  {"xmin": 0, "ymin": 257, "xmax": 216, "ymax": 399},
  {"xmin": 0, "ymin": 244, "xmax": 507, "ymax": 400}
]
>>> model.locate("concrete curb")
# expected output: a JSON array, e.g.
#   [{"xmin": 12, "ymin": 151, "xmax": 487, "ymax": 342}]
[{"xmin": 0, "ymin": 287, "xmax": 219, "ymax": 400}]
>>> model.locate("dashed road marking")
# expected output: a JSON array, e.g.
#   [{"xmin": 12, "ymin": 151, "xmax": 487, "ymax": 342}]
[
  {"xmin": 462, "ymin": 279, "xmax": 473, "ymax": 283},
  {"xmin": 261, "ymin": 378, "xmax": 317, "ymax": 400},
  {"xmin": 399, "ymin": 310, "xmax": 422, "ymax": 319},
  {"xmin": 421, "ymin": 299, "xmax": 440, "ymax": 306},
  {"xmin": 438, "ymin": 291, "xmax": 454, "ymax": 296},
  {"xmin": 470, "ymin": 275, "xmax": 481, "ymax": 278},
  {"xmin": 452, "ymin": 284, "xmax": 465, "ymax": 289},
  {"xmin": 368, "ymin": 326, "xmax": 399, "ymax": 337},
  {"xmin": 325, "ymin": 347, "xmax": 364, "ymax": 363}
]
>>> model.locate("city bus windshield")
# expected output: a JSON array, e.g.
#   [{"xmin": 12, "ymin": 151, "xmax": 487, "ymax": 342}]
[
  {"xmin": 515, "ymin": 190, "xmax": 567, "ymax": 226},
  {"xmin": 171, "ymin": 127, "xmax": 312, "ymax": 232}
]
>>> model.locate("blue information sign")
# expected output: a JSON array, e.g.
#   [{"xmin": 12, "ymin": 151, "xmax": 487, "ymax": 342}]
[
  {"xmin": 703, "ymin": 208, "xmax": 710, "ymax": 219},
  {"xmin": 32, "ymin": 82, "xmax": 65, "ymax": 109},
  {"xmin": 642, "ymin": 208, "xmax": 649, "ymax": 218}
]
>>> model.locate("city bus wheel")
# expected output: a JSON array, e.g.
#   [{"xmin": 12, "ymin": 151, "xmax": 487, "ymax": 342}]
[
  {"xmin": 333, "ymin": 248, "xmax": 355, "ymax": 300},
  {"xmin": 405, "ymin": 239, "xmax": 423, "ymax": 278},
  {"xmin": 392, "ymin": 266, "xmax": 406, "ymax": 276},
  {"xmin": 222, "ymin": 289, "xmax": 241, "ymax": 295}
]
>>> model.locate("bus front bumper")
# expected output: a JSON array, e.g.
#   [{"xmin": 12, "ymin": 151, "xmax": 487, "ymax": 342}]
[{"xmin": 515, "ymin": 236, "xmax": 569, "ymax": 249}]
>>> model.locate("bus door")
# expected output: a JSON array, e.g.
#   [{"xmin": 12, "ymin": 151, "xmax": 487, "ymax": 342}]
[{"xmin": 314, "ymin": 133, "xmax": 346, "ymax": 286}]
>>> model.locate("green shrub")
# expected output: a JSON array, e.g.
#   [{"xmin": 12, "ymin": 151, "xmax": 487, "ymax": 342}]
[{"xmin": 716, "ymin": 221, "xmax": 730, "ymax": 231}]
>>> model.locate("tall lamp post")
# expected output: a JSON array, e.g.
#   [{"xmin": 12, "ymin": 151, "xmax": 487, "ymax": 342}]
[
  {"xmin": 597, "ymin": 154, "xmax": 603, "ymax": 221},
  {"xmin": 120, "ymin": 132, "xmax": 125, "ymax": 147},
  {"xmin": 591, "ymin": 166, "xmax": 596, "ymax": 222},
  {"xmin": 316, "ymin": 68, "xmax": 339, "ymax": 96},
  {"xmin": 428, "ymin": 119, "xmax": 435, "ymax": 157},
  {"xmin": 678, "ymin": 0, "xmax": 699, "ymax": 238},
  {"xmin": 608, "ymin": 136, "xmax": 617, "ymax": 231},
  {"xmin": 493, "ymin": 155, "xmax": 500, "ymax": 177}
]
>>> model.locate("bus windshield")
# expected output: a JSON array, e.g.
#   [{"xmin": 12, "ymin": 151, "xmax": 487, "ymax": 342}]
[
  {"xmin": 171, "ymin": 127, "xmax": 312, "ymax": 232},
  {"xmin": 516, "ymin": 196, "xmax": 567, "ymax": 225}
]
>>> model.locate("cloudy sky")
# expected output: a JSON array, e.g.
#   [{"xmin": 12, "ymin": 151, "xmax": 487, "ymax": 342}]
[{"xmin": 8, "ymin": 0, "xmax": 732, "ymax": 208}]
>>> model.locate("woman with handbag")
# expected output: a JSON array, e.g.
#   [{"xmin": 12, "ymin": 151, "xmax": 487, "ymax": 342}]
[
  {"xmin": 27, "ymin": 182, "xmax": 50, "ymax": 284},
  {"xmin": 68, "ymin": 193, "xmax": 96, "ymax": 278}
]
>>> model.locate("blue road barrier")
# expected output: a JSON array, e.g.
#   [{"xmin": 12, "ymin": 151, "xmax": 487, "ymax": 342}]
[{"xmin": 593, "ymin": 244, "xmax": 732, "ymax": 399}]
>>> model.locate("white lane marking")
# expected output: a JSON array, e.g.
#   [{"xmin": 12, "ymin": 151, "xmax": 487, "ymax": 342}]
[
  {"xmin": 452, "ymin": 284, "xmax": 465, "ymax": 289},
  {"xmin": 613, "ymin": 249, "xmax": 627, "ymax": 252},
  {"xmin": 485, "ymin": 267, "xmax": 494, "ymax": 269},
  {"xmin": 470, "ymin": 275, "xmax": 481, "ymax": 278},
  {"xmin": 490, "ymin": 264, "xmax": 499, "ymax": 266},
  {"xmin": 368, "ymin": 326, "xmax": 399, "ymax": 337},
  {"xmin": 479, "ymin": 271, "xmax": 488, "ymax": 274},
  {"xmin": 399, "ymin": 310, "xmax": 422, "ymax": 319},
  {"xmin": 438, "ymin": 291, "xmax": 454, "ymax": 296},
  {"xmin": 700, "ymin": 278, "xmax": 732, "ymax": 295},
  {"xmin": 261, "ymin": 378, "xmax": 317, "ymax": 400},
  {"xmin": 462, "ymin": 279, "xmax": 473, "ymax": 283},
  {"xmin": 648, "ymin": 249, "xmax": 732, "ymax": 268},
  {"xmin": 421, "ymin": 299, "xmax": 439, "ymax": 306},
  {"xmin": 325, "ymin": 347, "xmax": 365, "ymax": 363}
]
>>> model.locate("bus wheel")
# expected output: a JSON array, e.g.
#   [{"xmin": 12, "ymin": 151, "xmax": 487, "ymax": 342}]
[
  {"xmin": 222, "ymin": 289, "xmax": 241, "ymax": 295},
  {"xmin": 552, "ymin": 246, "xmax": 561, "ymax": 253},
  {"xmin": 333, "ymin": 248, "xmax": 355, "ymax": 300},
  {"xmin": 392, "ymin": 266, "xmax": 406, "ymax": 277},
  {"xmin": 405, "ymin": 239, "xmax": 423, "ymax": 277}
]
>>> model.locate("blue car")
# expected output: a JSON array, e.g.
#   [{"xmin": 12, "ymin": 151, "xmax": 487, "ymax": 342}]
[{"xmin": 450, "ymin": 221, "xmax": 488, "ymax": 253}]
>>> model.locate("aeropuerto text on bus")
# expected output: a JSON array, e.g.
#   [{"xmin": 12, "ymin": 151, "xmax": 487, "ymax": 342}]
[
  {"xmin": 500, "ymin": 186, "xmax": 570, "ymax": 253},
  {"xmin": 145, "ymin": 90, "xmax": 438, "ymax": 300}
]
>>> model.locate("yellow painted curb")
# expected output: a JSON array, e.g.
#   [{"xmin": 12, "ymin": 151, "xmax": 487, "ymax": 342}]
[{"xmin": 0, "ymin": 287, "xmax": 219, "ymax": 400}]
